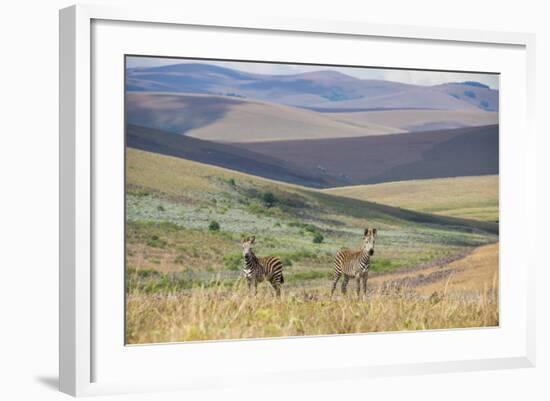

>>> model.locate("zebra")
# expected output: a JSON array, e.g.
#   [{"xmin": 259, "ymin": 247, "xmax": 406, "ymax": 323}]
[
  {"xmin": 241, "ymin": 236, "xmax": 284, "ymax": 296},
  {"xmin": 331, "ymin": 228, "xmax": 377, "ymax": 298}
]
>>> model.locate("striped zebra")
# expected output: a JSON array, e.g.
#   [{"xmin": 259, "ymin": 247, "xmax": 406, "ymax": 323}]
[
  {"xmin": 241, "ymin": 236, "xmax": 284, "ymax": 296},
  {"xmin": 331, "ymin": 228, "xmax": 377, "ymax": 298}
]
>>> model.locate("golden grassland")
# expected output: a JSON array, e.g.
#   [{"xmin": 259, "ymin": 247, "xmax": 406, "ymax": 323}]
[
  {"xmin": 125, "ymin": 148, "xmax": 499, "ymax": 344},
  {"xmin": 126, "ymin": 146, "xmax": 306, "ymax": 196},
  {"xmin": 126, "ymin": 243, "xmax": 499, "ymax": 344},
  {"xmin": 323, "ymin": 175, "xmax": 499, "ymax": 222},
  {"xmin": 370, "ymin": 242, "xmax": 499, "ymax": 296}
]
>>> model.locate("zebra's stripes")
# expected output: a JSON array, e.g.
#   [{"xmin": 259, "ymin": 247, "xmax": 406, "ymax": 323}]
[
  {"xmin": 331, "ymin": 228, "xmax": 377, "ymax": 298},
  {"xmin": 241, "ymin": 236, "xmax": 284, "ymax": 296}
]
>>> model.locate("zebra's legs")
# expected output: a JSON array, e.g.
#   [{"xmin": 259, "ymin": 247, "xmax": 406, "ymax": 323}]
[
  {"xmin": 270, "ymin": 280, "xmax": 281, "ymax": 297},
  {"xmin": 341, "ymin": 276, "xmax": 350, "ymax": 295},
  {"xmin": 330, "ymin": 273, "xmax": 341, "ymax": 298},
  {"xmin": 362, "ymin": 272, "xmax": 369, "ymax": 298},
  {"xmin": 356, "ymin": 277, "xmax": 361, "ymax": 297},
  {"xmin": 247, "ymin": 278, "xmax": 257, "ymax": 295}
]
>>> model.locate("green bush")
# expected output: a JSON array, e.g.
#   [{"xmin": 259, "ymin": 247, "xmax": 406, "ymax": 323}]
[
  {"xmin": 156, "ymin": 205, "xmax": 165, "ymax": 212},
  {"xmin": 146, "ymin": 234, "xmax": 167, "ymax": 248},
  {"xmin": 304, "ymin": 224, "xmax": 317, "ymax": 233},
  {"xmin": 313, "ymin": 232, "xmax": 324, "ymax": 244},
  {"xmin": 262, "ymin": 191, "xmax": 277, "ymax": 208},
  {"xmin": 208, "ymin": 220, "xmax": 220, "ymax": 232}
]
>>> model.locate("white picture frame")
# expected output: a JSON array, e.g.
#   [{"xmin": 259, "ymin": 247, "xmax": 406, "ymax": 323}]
[{"xmin": 59, "ymin": 4, "xmax": 536, "ymax": 397}]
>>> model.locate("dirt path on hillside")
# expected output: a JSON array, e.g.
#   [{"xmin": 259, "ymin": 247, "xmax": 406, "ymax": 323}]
[{"xmin": 369, "ymin": 243, "xmax": 499, "ymax": 297}]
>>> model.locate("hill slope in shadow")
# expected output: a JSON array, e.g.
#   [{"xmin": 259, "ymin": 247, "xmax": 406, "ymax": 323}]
[
  {"xmin": 126, "ymin": 124, "xmax": 348, "ymax": 188},
  {"xmin": 235, "ymin": 125, "xmax": 499, "ymax": 185}
]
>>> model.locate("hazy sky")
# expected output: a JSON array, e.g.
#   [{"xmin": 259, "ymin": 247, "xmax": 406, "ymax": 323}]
[{"xmin": 127, "ymin": 56, "xmax": 499, "ymax": 90}]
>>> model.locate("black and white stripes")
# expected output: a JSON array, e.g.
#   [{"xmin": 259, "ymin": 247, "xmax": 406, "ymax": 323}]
[
  {"xmin": 241, "ymin": 236, "xmax": 284, "ymax": 296},
  {"xmin": 331, "ymin": 228, "xmax": 377, "ymax": 298}
]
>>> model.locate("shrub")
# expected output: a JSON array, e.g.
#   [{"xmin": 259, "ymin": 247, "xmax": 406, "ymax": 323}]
[
  {"xmin": 262, "ymin": 191, "xmax": 276, "ymax": 208},
  {"xmin": 157, "ymin": 205, "xmax": 165, "ymax": 212},
  {"xmin": 312, "ymin": 232, "xmax": 324, "ymax": 244},
  {"xmin": 146, "ymin": 235, "xmax": 167, "ymax": 248},
  {"xmin": 304, "ymin": 224, "xmax": 317, "ymax": 233},
  {"xmin": 208, "ymin": 220, "xmax": 220, "ymax": 232}
]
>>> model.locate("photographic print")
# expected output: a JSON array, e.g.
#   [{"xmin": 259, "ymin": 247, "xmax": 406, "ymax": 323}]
[{"xmin": 125, "ymin": 56, "xmax": 499, "ymax": 344}]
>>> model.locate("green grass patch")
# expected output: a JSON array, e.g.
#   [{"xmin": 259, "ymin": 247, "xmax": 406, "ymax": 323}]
[
  {"xmin": 223, "ymin": 252, "xmax": 242, "ymax": 271},
  {"xmin": 146, "ymin": 235, "xmax": 167, "ymax": 248},
  {"xmin": 370, "ymin": 258, "xmax": 400, "ymax": 273}
]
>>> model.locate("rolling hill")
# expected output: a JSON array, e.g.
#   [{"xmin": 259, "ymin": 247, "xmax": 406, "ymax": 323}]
[
  {"xmin": 126, "ymin": 62, "xmax": 499, "ymax": 111},
  {"xmin": 127, "ymin": 124, "xmax": 347, "ymax": 188},
  {"xmin": 324, "ymin": 175, "xmax": 499, "ymax": 222},
  {"xmin": 126, "ymin": 91, "xmax": 497, "ymax": 141},
  {"xmin": 126, "ymin": 147, "xmax": 497, "ymax": 277},
  {"xmin": 125, "ymin": 147, "xmax": 499, "ymax": 343},
  {"xmin": 126, "ymin": 92, "xmax": 404, "ymax": 142},
  {"xmin": 235, "ymin": 125, "xmax": 499, "ymax": 185},
  {"xmin": 328, "ymin": 109, "xmax": 498, "ymax": 132},
  {"xmin": 127, "ymin": 123, "xmax": 498, "ymax": 188}
]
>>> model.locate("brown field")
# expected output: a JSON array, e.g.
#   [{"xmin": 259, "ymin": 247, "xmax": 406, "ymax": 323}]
[
  {"xmin": 369, "ymin": 243, "xmax": 499, "ymax": 296},
  {"xmin": 324, "ymin": 175, "xmax": 498, "ymax": 222},
  {"xmin": 330, "ymin": 109, "xmax": 498, "ymax": 132},
  {"xmin": 127, "ymin": 92, "xmax": 404, "ymax": 143},
  {"xmin": 126, "ymin": 243, "xmax": 498, "ymax": 344}
]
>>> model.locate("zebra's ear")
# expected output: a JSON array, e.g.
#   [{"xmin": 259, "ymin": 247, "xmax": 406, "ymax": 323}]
[
  {"xmin": 364, "ymin": 228, "xmax": 369, "ymax": 237},
  {"xmin": 241, "ymin": 236, "xmax": 247, "ymax": 244},
  {"xmin": 373, "ymin": 228, "xmax": 377, "ymax": 236},
  {"xmin": 250, "ymin": 235, "xmax": 256, "ymax": 244}
]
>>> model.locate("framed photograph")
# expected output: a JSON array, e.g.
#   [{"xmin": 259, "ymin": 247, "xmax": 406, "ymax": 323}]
[{"xmin": 59, "ymin": 4, "xmax": 536, "ymax": 397}]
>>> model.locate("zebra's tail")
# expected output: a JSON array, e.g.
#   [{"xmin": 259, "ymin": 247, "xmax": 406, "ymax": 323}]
[{"xmin": 280, "ymin": 273, "xmax": 284, "ymax": 284}]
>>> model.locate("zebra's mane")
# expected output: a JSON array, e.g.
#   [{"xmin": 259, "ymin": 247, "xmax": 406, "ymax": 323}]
[{"xmin": 245, "ymin": 249, "xmax": 259, "ymax": 264}]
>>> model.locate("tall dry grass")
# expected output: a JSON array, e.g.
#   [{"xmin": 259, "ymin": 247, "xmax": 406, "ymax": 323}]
[{"xmin": 126, "ymin": 281, "xmax": 498, "ymax": 344}]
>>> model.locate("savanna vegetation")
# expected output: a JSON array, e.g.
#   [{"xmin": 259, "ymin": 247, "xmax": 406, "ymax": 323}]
[{"xmin": 125, "ymin": 148, "xmax": 499, "ymax": 344}]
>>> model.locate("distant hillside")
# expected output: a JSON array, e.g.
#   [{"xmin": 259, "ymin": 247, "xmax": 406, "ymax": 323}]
[
  {"xmin": 127, "ymin": 92, "xmax": 499, "ymax": 141},
  {"xmin": 235, "ymin": 125, "xmax": 499, "ymax": 185},
  {"xmin": 126, "ymin": 62, "xmax": 498, "ymax": 111},
  {"xmin": 128, "ymin": 123, "xmax": 498, "ymax": 188},
  {"xmin": 433, "ymin": 82, "xmax": 499, "ymax": 111},
  {"xmin": 324, "ymin": 175, "xmax": 499, "ymax": 222},
  {"xmin": 126, "ymin": 124, "xmax": 347, "ymax": 188},
  {"xmin": 127, "ymin": 147, "xmax": 499, "ymax": 238},
  {"xmin": 329, "ymin": 109, "xmax": 498, "ymax": 132},
  {"xmin": 126, "ymin": 92, "xmax": 404, "ymax": 141}
]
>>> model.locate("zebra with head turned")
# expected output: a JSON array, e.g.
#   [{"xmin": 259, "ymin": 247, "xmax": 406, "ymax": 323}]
[
  {"xmin": 241, "ymin": 236, "xmax": 284, "ymax": 297},
  {"xmin": 331, "ymin": 228, "xmax": 377, "ymax": 298}
]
